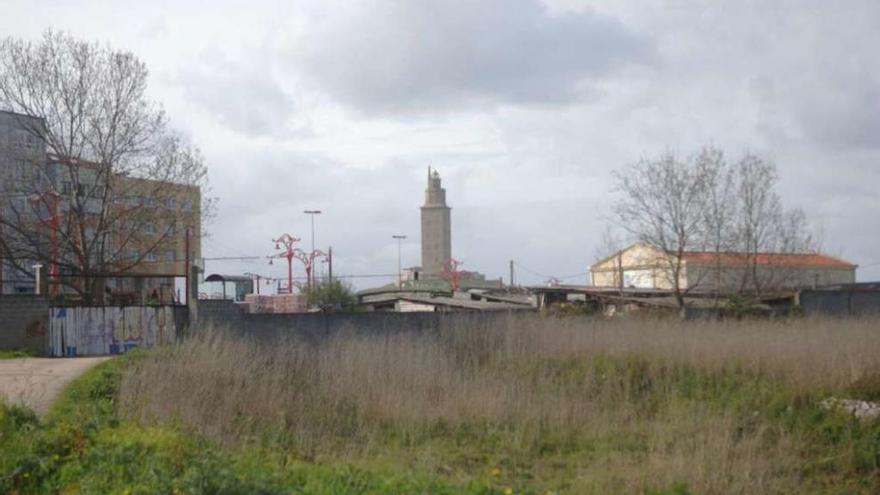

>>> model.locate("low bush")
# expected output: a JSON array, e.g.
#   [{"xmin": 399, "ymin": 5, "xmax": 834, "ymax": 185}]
[{"xmin": 0, "ymin": 349, "xmax": 34, "ymax": 359}]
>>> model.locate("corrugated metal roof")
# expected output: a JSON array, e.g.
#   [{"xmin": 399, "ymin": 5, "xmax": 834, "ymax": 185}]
[{"xmin": 401, "ymin": 296, "xmax": 530, "ymax": 311}]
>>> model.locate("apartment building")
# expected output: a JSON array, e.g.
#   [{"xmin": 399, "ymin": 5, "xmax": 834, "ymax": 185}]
[{"xmin": 0, "ymin": 110, "xmax": 201, "ymax": 301}]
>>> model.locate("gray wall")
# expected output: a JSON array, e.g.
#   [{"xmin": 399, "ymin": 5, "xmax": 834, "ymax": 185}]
[
  {"xmin": 0, "ymin": 295, "xmax": 49, "ymax": 353},
  {"xmin": 800, "ymin": 290, "xmax": 880, "ymax": 316},
  {"xmin": 687, "ymin": 265, "xmax": 856, "ymax": 292},
  {"xmin": 197, "ymin": 299, "xmax": 513, "ymax": 343}
]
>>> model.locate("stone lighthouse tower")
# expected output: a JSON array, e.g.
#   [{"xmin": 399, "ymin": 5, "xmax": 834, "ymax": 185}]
[{"xmin": 421, "ymin": 166, "xmax": 451, "ymax": 275}]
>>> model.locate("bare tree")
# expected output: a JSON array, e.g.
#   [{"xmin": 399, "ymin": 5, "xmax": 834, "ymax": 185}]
[
  {"xmin": 695, "ymin": 146, "xmax": 735, "ymax": 301},
  {"xmin": 592, "ymin": 224, "xmax": 626, "ymax": 293},
  {"xmin": 0, "ymin": 30, "xmax": 211, "ymax": 301},
  {"xmin": 612, "ymin": 151, "xmax": 712, "ymax": 310},
  {"xmin": 731, "ymin": 155, "xmax": 815, "ymax": 297},
  {"xmin": 612, "ymin": 146, "xmax": 816, "ymax": 310}
]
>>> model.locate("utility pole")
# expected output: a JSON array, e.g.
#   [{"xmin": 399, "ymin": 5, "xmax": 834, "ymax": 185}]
[
  {"xmin": 327, "ymin": 246, "xmax": 333, "ymax": 283},
  {"xmin": 184, "ymin": 226, "xmax": 190, "ymax": 303},
  {"xmin": 392, "ymin": 235, "xmax": 406, "ymax": 289},
  {"xmin": 304, "ymin": 210, "xmax": 321, "ymax": 288}
]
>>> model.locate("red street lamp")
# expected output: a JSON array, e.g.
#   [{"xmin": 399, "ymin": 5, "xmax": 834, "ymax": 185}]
[
  {"xmin": 269, "ymin": 233, "xmax": 300, "ymax": 294},
  {"xmin": 293, "ymin": 248, "xmax": 326, "ymax": 293},
  {"xmin": 29, "ymin": 192, "xmax": 61, "ymax": 295},
  {"xmin": 442, "ymin": 258, "xmax": 464, "ymax": 291}
]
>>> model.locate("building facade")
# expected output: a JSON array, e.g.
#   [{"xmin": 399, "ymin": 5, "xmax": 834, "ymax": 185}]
[
  {"xmin": 591, "ymin": 243, "xmax": 856, "ymax": 293},
  {"xmin": 0, "ymin": 110, "xmax": 201, "ymax": 301},
  {"xmin": 0, "ymin": 111, "xmax": 48, "ymax": 293},
  {"xmin": 420, "ymin": 167, "xmax": 451, "ymax": 275}
]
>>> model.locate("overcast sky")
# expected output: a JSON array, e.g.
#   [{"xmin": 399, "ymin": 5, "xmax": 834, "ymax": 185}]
[{"xmin": 3, "ymin": 0, "xmax": 879, "ymax": 286}]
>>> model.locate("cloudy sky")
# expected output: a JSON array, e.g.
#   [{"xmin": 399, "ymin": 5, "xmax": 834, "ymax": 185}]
[{"xmin": 3, "ymin": 0, "xmax": 879, "ymax": 286}]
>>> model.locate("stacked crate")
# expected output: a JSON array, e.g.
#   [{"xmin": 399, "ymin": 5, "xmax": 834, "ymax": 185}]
[
  {"xmin": 244, "ymin": 293, "xmax": 309, "ymax": 313},
  {"xmin": 244, "ymin": 294, "xmax": 272, "ymax": 313},
  {"xmin": 270, "ymin": 294, "xmax": 308, "ymax": 313}
]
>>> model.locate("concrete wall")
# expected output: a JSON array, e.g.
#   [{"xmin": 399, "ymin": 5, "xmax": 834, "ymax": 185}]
[
  {"xmin": 591, "ymin": 244, "xmax": 683, "ymax": 290},
  {"xmin": 800, "ymin": 290, "xmax": 880, "ymax": 316},
  {"xmin": 687, "ymin": 265, "xmax": 855, "ymax": 292},
  {"xmin": 197, "ymin": 299, "xmax": 513, "ymax": 343},
  {"xmin": 0, "ymin": 295, "xmax": 49, "ymax": 353}
]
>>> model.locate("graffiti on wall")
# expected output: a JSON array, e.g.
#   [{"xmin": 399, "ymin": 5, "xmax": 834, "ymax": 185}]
[{"xmin": 48, "ymin": 306, "xmax": 177, "ymax": 357}]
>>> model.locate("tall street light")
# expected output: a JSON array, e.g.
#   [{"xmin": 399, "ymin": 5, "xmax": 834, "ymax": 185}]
[
  {"xmin": 392, "ymin": 234, "xmax": 406, "ymax": 289},
  {"xmin": 304, "ymin": 210, "xmax": 321, "ymax": 288},
  {"xmin": 270, "ymin": 233, "xmax": 300, "ymax": 294}
]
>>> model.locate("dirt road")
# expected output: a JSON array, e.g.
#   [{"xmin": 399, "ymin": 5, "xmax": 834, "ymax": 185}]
[{"xmin": 0, "ymin": 357, "xmax": 111, "ymax": 414}]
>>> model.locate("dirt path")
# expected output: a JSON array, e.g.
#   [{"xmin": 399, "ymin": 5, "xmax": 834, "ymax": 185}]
[{"xmin": 0, "ymin": 357, "xmax": 111, "ymax": 415}]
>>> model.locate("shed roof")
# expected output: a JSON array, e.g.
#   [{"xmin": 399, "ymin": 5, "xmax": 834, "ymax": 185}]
[
  {"xmin": 682, "ymin": 252, "xmax": 856, "ymax": 268},
  {"xmin": 399, "ymin": 296, "xmax": 531, "ymax": 311},
  {"xmin": 204, "ymin": 274, "xmax": 253, "ymax": 283},
  {"xmin": 591, "ymin": 243, "xmax": 857, "ymax": 270}
]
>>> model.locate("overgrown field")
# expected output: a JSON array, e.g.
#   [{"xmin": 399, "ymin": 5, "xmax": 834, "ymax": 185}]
[{"xmin": 3, "ymin": 316, "xmax": 880, "ymax": 494}]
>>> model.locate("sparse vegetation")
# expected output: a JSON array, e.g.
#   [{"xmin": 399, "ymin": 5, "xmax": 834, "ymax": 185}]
[
  {"xmin": 3, "ymin": 316, "xmax": 880, "ymax": 493},
  {"xmin": 119, "ymin": 316, "xmax": 880, "ymax": 493},
  {"xmin": 307, "ymin": 279, "xmax": 359, "ymax": 311},
  {"xmin": 0, "ymin": 349, "xmax": 34, "ymax": 359}
]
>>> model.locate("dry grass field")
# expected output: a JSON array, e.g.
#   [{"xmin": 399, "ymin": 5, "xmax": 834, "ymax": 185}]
[{"xmin": 115, "ymin": 315, "xmax": 880, "ymax": 494}]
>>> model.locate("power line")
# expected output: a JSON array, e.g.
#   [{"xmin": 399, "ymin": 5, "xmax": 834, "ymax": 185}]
[
  {"xmin": 512, "ymin": 261, "xmax": 555, "ymax": 279},
  {"xmin": 202, "ymin": 255, "xmax": 263, "ymax": 261},
  {"xmin": 511, "ymin": 261, "xmax": 588, "ymax": 283}
]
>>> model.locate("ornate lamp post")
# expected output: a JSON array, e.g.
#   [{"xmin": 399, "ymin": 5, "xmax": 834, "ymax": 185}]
[
  {"xmin": 269, "ymin": 233, "xmax": 300, "ymax": 294},
  {"xmin": 293, "ymin": 248, "xmax": 326, "ymax": 294}
]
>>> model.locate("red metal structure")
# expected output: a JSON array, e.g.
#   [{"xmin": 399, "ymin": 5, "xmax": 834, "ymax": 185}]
[
  {"xmin": 269, "ymin": 233, "xmax": 300, "ymax": 294},
  {"xmin": 442, "ymin": 258, "xmax": 464, "ymax": 291},
  {"xmin": 293, "ymin": 248, "xmax": 327, "ymax": 292},
  {"xmin": 29, "ymin": 192, "xmax": 61, "ymax": 295}
]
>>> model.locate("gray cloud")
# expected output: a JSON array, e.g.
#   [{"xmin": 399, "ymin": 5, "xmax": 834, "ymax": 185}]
[
  {"xmin": 2, "ymin": 0, "xmax": 878, "ymax": 284},
  {"xmin": 178, "ymin": 49, "xmax": 300, "ymax": 137},
  {"xmin": 289, "ymin": 0, "xmax": 651, "ymax": 115}
]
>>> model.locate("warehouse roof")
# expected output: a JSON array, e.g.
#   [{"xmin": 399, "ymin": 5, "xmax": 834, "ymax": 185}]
[{"xmin": 682, "ymin": 252, "xmax": 856, "ymax": 268}]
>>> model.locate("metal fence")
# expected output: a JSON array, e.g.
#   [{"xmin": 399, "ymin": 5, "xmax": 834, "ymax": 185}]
[{"xmin": 48, "ymin": 305, "xmax": 180, "ymax": 357}]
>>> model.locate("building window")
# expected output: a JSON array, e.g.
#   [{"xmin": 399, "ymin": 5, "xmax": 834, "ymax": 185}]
[
  {"xmin": 13, "ymin": 159, "xmax": 30, "ymax": 180},
  {"xmin": 164, "ymin": 250, "xmax": 176, "ymax": 262}
]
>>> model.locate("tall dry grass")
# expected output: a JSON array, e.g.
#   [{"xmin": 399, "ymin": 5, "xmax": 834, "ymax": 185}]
[{"xmin": 118, "ymin": 315, "xmax": 880, "ymax": 494}]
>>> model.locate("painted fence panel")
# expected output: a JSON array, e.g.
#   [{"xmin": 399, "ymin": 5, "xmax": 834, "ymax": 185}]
[{"xmin": 48, "ymin": 306, "xmax": 177, "ymax": 357}]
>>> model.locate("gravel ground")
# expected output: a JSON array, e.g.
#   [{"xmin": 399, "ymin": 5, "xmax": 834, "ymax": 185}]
[{"xmin": 0, "ymin": 357, "xmax": 111, "ymax": 414}]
